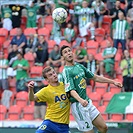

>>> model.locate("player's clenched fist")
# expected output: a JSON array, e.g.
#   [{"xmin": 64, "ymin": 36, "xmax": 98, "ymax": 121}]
[{"xmin": 28, "ymin": 81, "xmax": 35, "ymax": 89}]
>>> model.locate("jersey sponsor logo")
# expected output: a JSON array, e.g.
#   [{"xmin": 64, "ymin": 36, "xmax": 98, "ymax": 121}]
[
  {"xmin": 78, "ymin": 78, "xmax": 86, "ymax": 89},
  {"xmin": 73, "ymin": 72, "xmax": 84, "ymax": 80},
  {"xmin": 55, "ymin": 94, "xmax": 68, "ymax": 102}
]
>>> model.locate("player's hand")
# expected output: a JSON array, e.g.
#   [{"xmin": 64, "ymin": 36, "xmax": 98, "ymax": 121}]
[
  {"xmin": 114, "ymin": 82, "xmax": 123, "ymax": 88},
  {"xmin": 79, "ymin": 99, "xmax": 88, "ymax": 107},
  {"xmin": 28, "ymin": 81, "xmax": 35, "ymax": 90}
]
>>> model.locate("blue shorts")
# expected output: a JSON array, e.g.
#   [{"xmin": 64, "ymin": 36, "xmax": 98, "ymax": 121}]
[{"xmin": 36, "ymin": 120, "xmax": 69, "ymax": 133}]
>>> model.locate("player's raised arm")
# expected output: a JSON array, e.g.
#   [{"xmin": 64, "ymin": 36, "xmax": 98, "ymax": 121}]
[{"xmin": 28, "ymin": 81, "xmax": 38, "ymax": 101}]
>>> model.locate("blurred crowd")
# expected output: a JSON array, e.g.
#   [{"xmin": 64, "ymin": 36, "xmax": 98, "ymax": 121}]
[{"xmin": 0, "ymin": 0, "xmax": 133, "ymax": 119}]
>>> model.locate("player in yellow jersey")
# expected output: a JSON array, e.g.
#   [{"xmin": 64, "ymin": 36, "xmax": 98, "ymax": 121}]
[{"xmin": 28, "ymin": 66, "xmax": 70, "ymax": 133}]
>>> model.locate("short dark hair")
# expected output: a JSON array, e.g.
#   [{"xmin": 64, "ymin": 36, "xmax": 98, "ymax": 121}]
[
  {"xmin": 60, "ymin": 45, "xmax": 71, "ymax": 56},
  {"xmin": 17, "ymin": 51, "xmax": 23, "ymax": 57},
  {"xmin": 42, "ymin": 66, "xmax": 53, "ymax": 79}
]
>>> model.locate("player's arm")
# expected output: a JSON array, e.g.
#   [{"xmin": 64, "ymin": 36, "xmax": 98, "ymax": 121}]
[
  {"xmin": 28, "ymin": 81, "xmax": 38, "ymax": 101},
  {"xmin": 92, "ymin": 74, "xmax": 123, "ymax": 88}
]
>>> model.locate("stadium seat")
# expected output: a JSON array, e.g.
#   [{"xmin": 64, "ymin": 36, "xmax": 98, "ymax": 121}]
[
  {"xmin": 9, "ymin": 28, "xmax": 17, "ymax": 39},
  {"xmin": 129, "ymin": 41, "xmax": 133, "ymax": 53},
  {"xmin": 16, "ymin": 91, "xmax": 28, "ymax": 108},
  {"xmin": 37, "ymin": 17, "xmax": 42, "ymax": 28},
  {"xmin": 24, "ymin": 52, "xmax": 35, "ymax": 67},
  {"xmin": 24, "ymin": 28, "xmax": 36, "ymax": 38},
  {"xmin": 8, "ymin": 105, "xmax": 21, "ymax": 120},
  {"xmin": 0, "ymin": 105, "xmax": 7, "ymax": 120},
  {"xmin": 30, "ymin": 66, "xmax": 43, "ymax": 78},
  {"xmin": 9, "ymin": 77, "xmax": 16, "ymax": 94},
  {"xmin": 59, "ymin": 40, "xmax": 71, "ymax": 47},
  {"xmin": 23, "ymin": 105, "xmax": 34, "ymax": 120},
  {"xmin": 109, "ymin": 83, "xmax": 121, "ymax": 94},
  {"xmin": 97, "ymin": 105, "xmax": 108, "ymax": 120},
  {"xmin": 102, "ymin": 15, "xmax": 112, "ymax": 34},
  {"xmin": 70, "ymin": 109, "xmax": 75, "ymax": 121},
  {"xmin": 44, "ymin": 15, "xmax": 53, "ymax": 32},
  {"xmin": 114, "ymin": 52, "xmax": 121, "ymax": 70},
  {"xmin": 94, "ymin": 52, "xmax": 103, "ymax": 62},
  {"xmin": 102, "ymin": 92, "xmax": 114, "ymax": 106},
  {"xmin": 86, "ymin": 85, "xmax": 92, "ymax": 96},
  {"xmin": 88, "ymin": 92, "xmax": 101, "ymax": 107},
  {"xmin": 59, "ymin": 66, "xmax": 64, "ymax": 73},
  {"xmin": 115, "ymin": 68, "xmax": 123, "ymax": 81},
  {"xmin": 94, "ymin": 82, "xmax": 108, "ymax": 96},
  {"xmin": 86, "ymin": 40, "xmax": 99, "ymax": 55},
  {"xmin": 125, "ymin": 113, "xmax": 133, "ymax": 122},
  {"xmin": 0, "ymin": 28, "xmax": 8, "ymax": 44},
  {"xmin": 38, "ymin": 27, "xmax": 50, "ymax": 39},
  {"xmin": 95, "ymin": 28, "xmax": 105, "ymax": 43},
  {"xmin": 47, "ymin": 40, "xmax": 56, "ymax": 52},
  {"xmin": 110, "ymin": 114, "xmax": 123, "ymax": 121},
  {"xmin": 3, "ymin": 40, "xmax": 11, "ymax": 54}
]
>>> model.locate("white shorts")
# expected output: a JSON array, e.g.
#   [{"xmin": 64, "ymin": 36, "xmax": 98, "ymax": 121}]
[{"xmin": 71, "ymin": 99, "xmax": 100, "ymax": 132}]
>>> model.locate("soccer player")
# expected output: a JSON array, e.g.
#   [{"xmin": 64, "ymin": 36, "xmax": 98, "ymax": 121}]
[
  {"xmin": 28, "ymin": 66, "xmax": 70, "ymax": 133},
  {"xmin": 60, "ymin": 45, "xmax": 123, "ymax": 133}
]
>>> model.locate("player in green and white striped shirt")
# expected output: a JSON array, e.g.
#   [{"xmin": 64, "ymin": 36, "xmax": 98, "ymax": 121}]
[
  {"xmin": 112, "ymin": 11, "xmax": 129, "ymax": 51},
  {"xmin": 60, "ymin": 45, "xmax": 123, "ymax": 133}
]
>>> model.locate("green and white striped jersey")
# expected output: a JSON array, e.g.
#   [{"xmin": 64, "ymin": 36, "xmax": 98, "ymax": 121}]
[
  {"xmin": 0, "ymin": 59, "xmax": 8, "ymax": 79},
  {"xmin": 76, "ymin": 8, "xmax": 94, "ymax": 28},
  {"xmin": 112, "ymin": 19, "xmax": 129, "ymax": 40},
  {"xmin": 64, "ymin": 28, "xmax": 75, "ymax": 38},
  {"xmin": 61, "ymin": 63, "xmax": 94, "ymax": 103}
]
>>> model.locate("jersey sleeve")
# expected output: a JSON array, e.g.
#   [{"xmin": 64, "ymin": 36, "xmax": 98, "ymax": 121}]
[
  {"xmin": 79, "ymin": 64, "xmax": 94, "ymax": 79},
  {"xmin": 63, "ymin": 69, "xmax": 76, "ymax": 92},
  {"xmin": 35, "ymin": 88, "xmax": 47, "ymax": 102}
]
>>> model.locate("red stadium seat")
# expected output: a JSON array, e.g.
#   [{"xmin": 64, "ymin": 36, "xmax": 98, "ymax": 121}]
[
  {"xmin": 0, "ymin": 28, "xmax": 8, "ymax": 44},
  {"xmin": 70, "ymin": 109, "xmax": 75, "ymax": 121},
  {"xmin": 38, "ymin": 27, "xmax": 50, "ymax": 39},
  {"xmin": 47, "ymin": 40, "xmax": 56, "ymax": 52},
  {"xmin": 94, "ymin": 52, "xmax": 103, "ymax": 62},
  {"xmin": 24, "ymin": 52, "xmax": 35, "ymax": 67},
  {"xmin": 59, "ymin": 40, "xmax": 71, "ymax": 47},
  {"xmin": 109, "ymin": 83, "xmax": 121, "ymax": 94},
  {"xmin": 94, "ymin": 82, "xmax": 108, "ymax": 96},
  {"xmin": 9, "ymin": 77, "xmax": 16, "ymax": 95},
  {"xmin": 88, "ymin": 92, "xmax": 101, "ymax": 107},
  {"xmin": 23, "ymin": 105, "xmax": 34, "ymax": 120},
  {"xmin": 102, "ymin": 92, "xmax": 114, "ymax": 106},
  {"xmin": 86, "ymin": 86, "xmax": 93, "ymax": 96},
  {"xmin": 30, "ymin": 66, "xmax": 43, "ymax": 78},
  {"xmin": 3, "ymin": 40, "xmax": 11, "ymax": 53},
  {"xmin": 97, "ymin": 105, "xmax": 108, "ymax": 120},
  {"xmin": 86, "ymin": 40, "xmax": 99, "ymax": 55},
  {"xmin": 8, "ymin": 105, "xmax": 21, "ymax": 120},
  {"xmin": 110, "ymin": 114, "xmax": 123, "ymax": 121},
  {"xmin": 0, "ymin": 105, "xmax": 7, "ymax": 120},
  {"xmin": 125, "ymin": 113, "xmax": 133, "ymax": 122},
  {"xmin": 95, "ymin": 28, "xmax": 105, "ymax": 43},
  {"xmin": 129, "ymin": 41, "xmax": 133, "ymax": 53},
  {"xmin": 114, "ymin": 52, "xmax": 121, "ymax": 70},
  {"xmin": 16, "ymin": 91, "xmax": 28, "ymax": 108},
  {"xmin": 24, "ymin": 28, "xmax": 36, "ymax": 38},
  {"xmin": 44, "ymin": 16, "xmax": 53, "ymax": 32},
  {"xmin": 59, "ymin": 66, "xmax": 64, "ymax": 73},
  {"xmin": 9, "ymin": 28, "xmax": 17, "ymax": 40},
  {"xmin": 102, "ymin": 15, "xmax": 112, "ymax": 34}
]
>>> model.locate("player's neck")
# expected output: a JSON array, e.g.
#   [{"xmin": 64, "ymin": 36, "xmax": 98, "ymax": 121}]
[
  {"xmin": 49, "ymin": 82, "xmax": 60, "ymax": 87},
  {"xmin": 66, "ymin": 61, "xmax": 74, "ymax": 66}
]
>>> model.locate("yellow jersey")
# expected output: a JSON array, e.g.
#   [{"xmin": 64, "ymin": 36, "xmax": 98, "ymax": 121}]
[{"xmin": 35, "ymin": 82, "xmax": 70, "ymax": 124}]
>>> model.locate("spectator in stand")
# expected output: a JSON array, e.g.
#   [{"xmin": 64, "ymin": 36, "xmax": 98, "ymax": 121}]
[
  {"xmin": 100, "ymin": 40, "xmax": 117, "ymax": 78},
  {"xmin": 10, "ymin": 28, "xmax": 27, "ymax": 53},
  {"xmin": 7, "ymin": 44, "xmax": 18, "ymax": 78},
  {"xmin": 91, "ymin": 0, "xmax": 106, "ymax": 28},
  {"xmin": 0, "ymin": 51, "xmax": 9, "ymax": 90},
  {"xmin": 54, "ymin": 0, "xmax": 69, "ymax": 10},
  {"xmin": 9, "ymin": 5, "xmax": 24, "ymax": 28},
  {"xmin": 126, "ymin": 1, "xmax": 133, "ymax": 40},
  {"xmin": 25, "ymin": 34, "xmax": 38, "ymax": 53},
  {"xmin": 87, "ymin": 54, "xmax": 100, "ymax": 75},
  {"xmin": 112, "ymin": 11, "xmax": 129, "ymax": 52},
  {"xmin": 63, "ymin": 21, "xmax": 75, "ymax": 43},
  {"xmin": 70, "ymin": 1, "xmax": 95, "ymax": 40},
  {"xmin": 46, "ymin": 44, "xmax": 63, "ymax": 67},
  {"xmin": 33, "ymin": 80, "xmax": 47, "ymax": 120},
  {"xmin": 25, "ymin": 0, "xmax": 45, "ymax": 28},
  {"xmin": 33, "ymin": 35, "xmax": 48, "ymax": 66},
  {"xmin": 13, "ymin": 52, "xmax": 29, "ymax": 92},
  {"xmin": 74, "ymin": 44, "xmax": 88, "ymax": 67},
  {"xmin": 109, "ymin": 0, "xmax": 126, "ymax": 23},
  {"xmin": 1, "ymin": 5, "xmax": 12, "ymax": 31},
  {"xmin": 120, "ymin": 50, "xmax": 133, "ymax": 92}
]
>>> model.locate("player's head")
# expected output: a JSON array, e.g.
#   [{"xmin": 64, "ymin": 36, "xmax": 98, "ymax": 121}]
[
  {"xmin": 60, "ymin": 45, "xmax": 74, "ymax": 62},
  {"xmin": 42, "ymin": 66, "xmax": 58, "ymax": 83}
]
